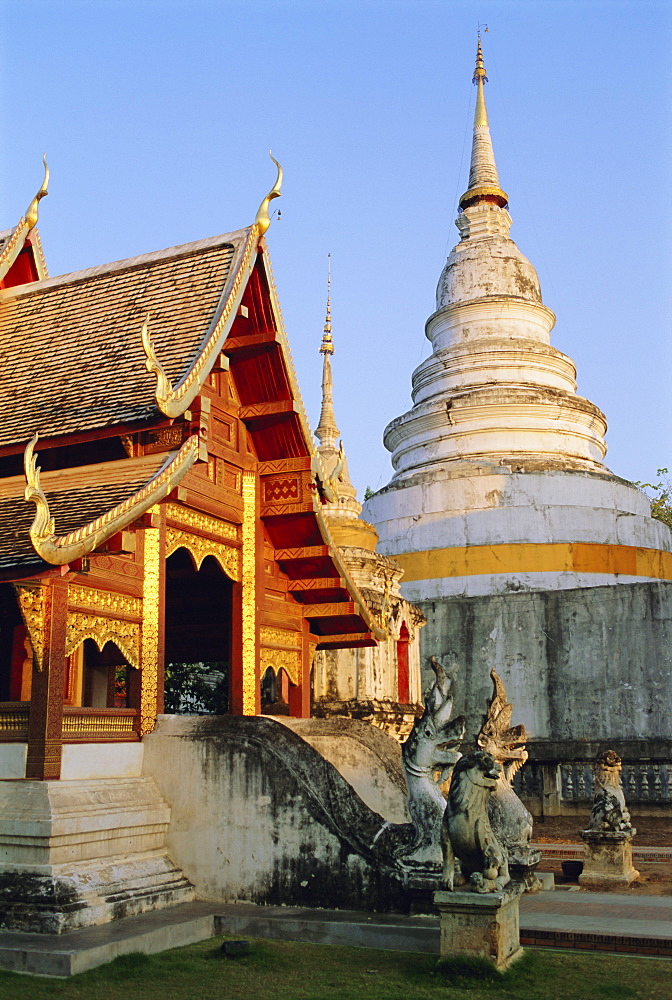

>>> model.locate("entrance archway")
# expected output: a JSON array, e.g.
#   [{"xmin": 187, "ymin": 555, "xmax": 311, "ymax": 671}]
[{"xmin": 164, "ymin": 548, "xmax": 233, "ymax": 713}]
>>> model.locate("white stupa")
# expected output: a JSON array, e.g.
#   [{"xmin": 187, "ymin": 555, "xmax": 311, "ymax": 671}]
[{"xmin": 363, "ymin": 39, "xmax": 672, "ymax": 605}]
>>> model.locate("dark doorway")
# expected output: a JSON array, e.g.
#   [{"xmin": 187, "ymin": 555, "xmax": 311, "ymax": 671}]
[
  {"xmin": 0, "ymin": 584, "xmax": 29, "ymax": 702},
  {"xmin": 164, "ymin": 549, "xmax": 233, "ymax": 713}
]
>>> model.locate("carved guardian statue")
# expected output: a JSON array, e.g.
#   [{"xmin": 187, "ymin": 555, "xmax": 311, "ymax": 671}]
[
  {"xmin": 440, "ymin": 750, "xmax": 510, "ymax": 893},
  {"xmin": 586, "ymin": 751, "xmax": 635, "ymax": 835}
]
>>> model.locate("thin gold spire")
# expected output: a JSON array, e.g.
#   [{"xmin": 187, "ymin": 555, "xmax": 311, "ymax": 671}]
[
  {"xmin": 320, "ymin": 253, "xmax": 334, "ymax": 356},
  {"xmin": 459, "ymin": 36, "xmax": 508, "ymax": 211}
]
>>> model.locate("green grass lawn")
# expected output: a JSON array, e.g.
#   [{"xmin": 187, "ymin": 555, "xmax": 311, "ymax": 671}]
[{"xmin": 0, "ymin": 938, "xmax": 669, "ymax": 1000}]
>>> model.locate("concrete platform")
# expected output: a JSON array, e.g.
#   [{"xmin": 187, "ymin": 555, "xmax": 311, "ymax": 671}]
[
  {"xmin": 0, "ymin": 901, "xmax": 220, "ymax": 977},
  {"xmin": 1, "ymin": 889, "xmax": 671, "ymax": 977}
]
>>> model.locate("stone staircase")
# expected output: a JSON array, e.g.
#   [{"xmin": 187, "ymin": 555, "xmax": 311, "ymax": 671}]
[{"xmin": 0, "ymin": 777, "xmax": 194, "ymax": 934}]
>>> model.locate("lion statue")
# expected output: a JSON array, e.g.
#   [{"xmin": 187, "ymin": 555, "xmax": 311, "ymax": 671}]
[
  {"xmin": 440, "ymin": 750, "xmax": 510, "ymax": 893},
  {"xmin": 585, "ymin": 750, "xmax": 635, "ymax": 835}
]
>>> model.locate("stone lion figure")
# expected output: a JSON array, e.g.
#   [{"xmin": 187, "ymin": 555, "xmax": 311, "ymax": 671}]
[
  {"xmin": 440, "ymin": 750, "xmax": 510, "ymax": 893},
  {"xmin": 586, "ymin": 750, "xmax": 635, "ymax": 835}
]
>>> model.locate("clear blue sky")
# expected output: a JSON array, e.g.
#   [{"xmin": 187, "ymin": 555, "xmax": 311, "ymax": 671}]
[{"xmin": 1, "ymin": 0, "xmax": 670, "ymax": 496}]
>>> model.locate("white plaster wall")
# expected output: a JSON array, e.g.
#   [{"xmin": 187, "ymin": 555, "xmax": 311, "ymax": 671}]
[
  {"xmin": 0, "ymin": 744, "xmax": 26, "ymax": 779},
  {"xmin": 365, "ymin": 470, "xmax": 670, "ymax": 557},
  {"xmin": 60, "ymin": 743, "xmax": 144, "ymax": 780}
]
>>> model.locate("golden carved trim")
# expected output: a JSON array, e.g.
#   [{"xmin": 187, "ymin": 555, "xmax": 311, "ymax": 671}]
[
  {"xmin": 141, "ymin": 525, "xmax": 161, "ymax": 736},
  {"xmin": 259, "ymin": 626, "xmax": 302, "ymax": 649},
  {"xmin": 260, "ymin": 647, "xmax": 301, "ymax": 687},
  {"xmin": 166, "ymin": 526, "xmax": 241, "ymax": 581},
  {"xmin": 15, "ymin": 585, "xmax": 45, "ymax": 670},
  {"xmin": 0, "ymin": 709, "xmax": 29, "ymax": 736},
  {"xmin": 68, "ymin": 585, "xmax": 141, "ymax": 619},
  {"xmin": 65, "ymin": 611, "xmax": 141, "ymax": 668},
  {"xmin": 165, "ymin": 503, "xmax": 239, "ymax": 542},
  {"xmin": 241, "ymin": 470, "xmax": 257, "ymax": 715},
  {"xmin": 24, "ymin": 434, "xmax": 200, "ymax": 565},
  {"xmin": 62, "ymin": 711, "xmax": 136, "ymax": 735},
  {"xmin": 141, "ymin": 229, "xmax": 256, "ymax": 419},
  {"xmin": 0, "ymin": 156, "xmax": 49, "ymax": 283}
]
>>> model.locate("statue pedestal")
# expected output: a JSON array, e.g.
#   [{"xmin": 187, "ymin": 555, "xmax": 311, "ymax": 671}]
[
  {"xmin": 579, "ymin": 830, "xmax": 639, "ymax": 888},
  {"xmin": 433, "ymin": 886, "xmax": 524, "ymax": 971}
]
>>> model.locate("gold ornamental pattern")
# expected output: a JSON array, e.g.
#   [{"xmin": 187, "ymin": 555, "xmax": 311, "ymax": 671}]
[
  {"xmin": 15, "ymin": 585, "xmax": 45, "ymax": 669},
  {"xmin": 62, "ymin": 711, "xmax": 136, "ymax": 736},
  {"xmin": 241, "ymin": 470, "xmax": 257, "ymax": 715},
  {"xmin": 68, "ymin": 585, "xmax": 141, "ymax": 619},
  {"xmin": 141, "ymin": 524, "xmax": 161, "ymax": 735},
  {"xmin": 165, "ymin": 503, "xmax": 240, "ymax": 542},
  {"xmin": 165, "ymin": 526, "xmax": 240, "ymax": 581},
  {"xmin": 260, "ymin": 647, "xmax": 301, "ymax": 687},
  {"xmin": 65, "ymin": 612, "xmax": 141, "ymax": 669},
  {"xmin": 259, "ymin": 626, "xmax": 302, "ymax": 649}
]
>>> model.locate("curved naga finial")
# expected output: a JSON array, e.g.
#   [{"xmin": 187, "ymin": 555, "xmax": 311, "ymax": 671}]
[
  {"xmin": 24, "ymin": 432, "xmax": 55, "ymax": 543},
  {"xmin": 0, "ymin": 155, "xmax": 50, "ymax": 284},
  {"xmin": 141, "ymin": 314, "xmax": 174, "ymax": 409},
  {"xmin": 254, "ymin": 152, "xmax": 283, "ymax": 237},
  {"xmin": 24, "ymin": 431, "xmax": 200, "ymax": 565},
  {"xmin": 25, "ymin": 155, "xmax": 50, "ymax": 231}
]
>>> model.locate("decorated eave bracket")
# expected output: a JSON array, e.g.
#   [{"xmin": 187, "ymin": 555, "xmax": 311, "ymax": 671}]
[
  {"xmin": 0, "ymin": 156, "xmax": 49, "ymax": 284},
  {"xmin": 23, "ymin": 432, "xmax": 200, "ymax": 565},
  {"xmin": 141, "ymin": 154, "xmax": 283, "ymax": 420}
]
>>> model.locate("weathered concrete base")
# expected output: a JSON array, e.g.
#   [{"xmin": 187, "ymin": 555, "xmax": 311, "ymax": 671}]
[
  {"xmin": 0, "ymin": 777, "xmax": 193, "ymax": 933},
  {"xmin": 579, "ymin": 830, "xmax": 639, "ymax": 888},
  {"xmin": 434, "ymin": 887, "xmax": 524, "ymax": 971}
]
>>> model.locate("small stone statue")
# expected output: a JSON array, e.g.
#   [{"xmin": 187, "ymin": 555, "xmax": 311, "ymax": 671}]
[
  {"xmin": 585, "ymin": 751, "xmax": 635, "ymax": 835},
  {"xmin": 440, "ymin": 750, "xmax": 510, "ymax": 893},
  {"xmin": 398, "ymin": 655, "xmax": 465, "ymax": 869},
  {"xmin": 580, "ymin": 751, "xmax": 639, "ymax": 887},
  {"xmin": 476, "ymin": 670, "xmax": 541, "ymax": 882}
]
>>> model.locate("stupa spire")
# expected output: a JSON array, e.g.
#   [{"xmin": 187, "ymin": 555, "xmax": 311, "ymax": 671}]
[
  {"xmin": 315, "ymin": 255, "xmax": 339, "ymax": 451},
  {"xmin": 459, "ymin": 36, "xmax": 508, "ymax": 210}
]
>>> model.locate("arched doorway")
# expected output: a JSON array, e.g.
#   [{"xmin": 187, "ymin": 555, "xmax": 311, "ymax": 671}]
[
  {"xmin": 260, "ymin": 665, "xmax": 290, "ymax": 715},
  {"xmin": 397, "ymin": 622, "xmax": 410, "ymax": 703},
  {"xmin": 164, "ymin": 548, "xmax": 233, "ymax": 713},
  {"xmin": 66, "ymin": 638, "xmax": 139, "ymax": 709}
]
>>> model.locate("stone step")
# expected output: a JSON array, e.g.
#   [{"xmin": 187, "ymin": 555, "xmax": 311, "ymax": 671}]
[{"xmin": 0, "ymin": 852, "xmax": 195, "ymax": 934}]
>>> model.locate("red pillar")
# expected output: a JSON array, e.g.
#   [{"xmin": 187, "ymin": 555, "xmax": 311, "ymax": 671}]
[{"xmin": 25, "ymin": 578, "xmax": 68, "ymax": 780}]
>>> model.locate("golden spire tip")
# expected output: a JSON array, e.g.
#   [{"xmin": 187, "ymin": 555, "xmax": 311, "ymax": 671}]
[{"xmin": 320, "ymin": 253, "xmax": 334, "ymax": 355}]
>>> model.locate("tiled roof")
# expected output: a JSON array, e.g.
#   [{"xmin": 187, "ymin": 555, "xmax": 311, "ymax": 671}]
[
  {"xmin": 0, "ymin": 230, "xmax": 250, "ymax": 449},
  {"xmin": 0, "ymin": 454, "xmax": 170, "ymax": 570}
]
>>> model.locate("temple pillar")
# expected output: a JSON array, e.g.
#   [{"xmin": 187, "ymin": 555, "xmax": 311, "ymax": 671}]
[
  {"xmin": 25, "ymin": 577, "xmax": 68, "ymax": 780},
  {"xmin": 140, "ymin": 511, "xmax": 166, "ymax": 735}
]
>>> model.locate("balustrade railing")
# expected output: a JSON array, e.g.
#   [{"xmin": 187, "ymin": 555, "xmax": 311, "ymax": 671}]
[
  {"xmin": 513, "ymin": 759, "xmax": 672, "ymax": 807},
  {"xmin": 62, "ymin": 707, "xmax": 139, "ymax": 742},
  {"xmin": 0, "ymin": 702, "xmax": 29, "ymax": 740}
]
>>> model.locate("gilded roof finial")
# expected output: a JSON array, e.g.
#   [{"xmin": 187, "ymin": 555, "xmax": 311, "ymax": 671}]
[
  {"xmin": 458, "ymin": 34, "xmax": 508, "ymax": 211},
  {"xmin": 320, "ymin": 253, "xmax": 334, "ymax": 356},
  {"xmin": 254, "ymin": 151, "xmax": 283, "ymax": 237},
  {"xmin": 25, "ymin": 155, "xmax": 50, "ymax": 231}
]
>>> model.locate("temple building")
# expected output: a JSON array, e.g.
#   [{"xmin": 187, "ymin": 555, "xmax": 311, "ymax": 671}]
[
  {"xmin": 310, "ymin": 267, "xmax": 425, "ymax": 740},
  {"xmin": 0, "ymin": 160, "xmax": 387, "ymax": 931},
  {"xmin": 363, "ymin": 42, "xmax": 672, "ymax": 753}
]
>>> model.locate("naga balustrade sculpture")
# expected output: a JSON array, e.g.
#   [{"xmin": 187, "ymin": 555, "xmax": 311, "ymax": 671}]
[
  {"xmin": 476, "ymin": 669, "xmax": 541, "ymax": 883},
  {"xmin": 398, "ymin": 655, "xmax": 465, "ymax": 869}
]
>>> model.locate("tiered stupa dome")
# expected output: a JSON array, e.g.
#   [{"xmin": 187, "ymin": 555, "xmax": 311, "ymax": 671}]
[
  {"xmin": 385, "ymin": 39, "xmax": 607, "ymax": 483},
  {"xmin": 363, "ymin": 40, "xmax": 672, "ymax": 603}
]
